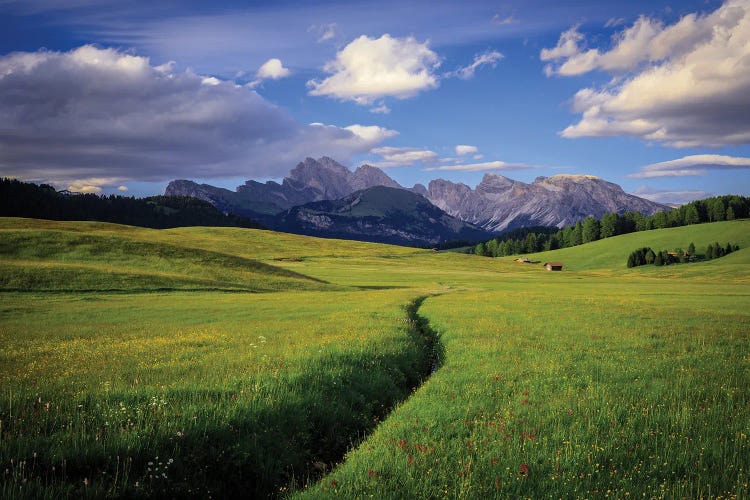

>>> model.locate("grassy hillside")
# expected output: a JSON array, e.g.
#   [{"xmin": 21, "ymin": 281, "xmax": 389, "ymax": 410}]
[
  {"xmin": 521, "ymin": 219, "xmax": 750, "ymax": 272},
  {"xmin": 0, "ymin": 218, "xmax": 330, "ymax": 292},
  {"xmin": 1, "ymin": 217, "xmax": 748, "ymax": 498}
]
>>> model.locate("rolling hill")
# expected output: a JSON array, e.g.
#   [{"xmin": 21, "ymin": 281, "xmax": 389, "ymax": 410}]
[
  {"xmin": 520, "ymin": 219, "xmax": 750, "ymax": 273},
  {"xmin": 1, "ymin": 216, "xmax": 748, "ymax": 498}
]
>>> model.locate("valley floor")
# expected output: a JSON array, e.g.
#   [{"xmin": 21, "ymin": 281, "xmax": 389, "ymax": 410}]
[{"xmin": 1, "ymin": 218, "xmax": 748, "ymax": 498}]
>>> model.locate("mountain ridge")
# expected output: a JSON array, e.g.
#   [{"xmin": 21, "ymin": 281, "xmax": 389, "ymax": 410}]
[
  {"xmin": 274, "ymin": 185, "xmax": 492, "ymax": 246},
  {"xmin": 165, "ymin": 157, "xmax": 669, "ymax": 235}
]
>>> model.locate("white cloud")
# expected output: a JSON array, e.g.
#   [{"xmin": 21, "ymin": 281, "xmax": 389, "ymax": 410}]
[
  {"xmin": 632, "ymin": 186, "xmax": 712, "ymax": 205},
  {"xmin": 605, "ymin": 17, "xmax": 626, "ymax": 28},
  {"xmin": 492, "ymin": 14, "xmax": 518, "ymax": 26},
  {"xmin": 201, "ymin": 76, "xmax": 221, "ymax": 86},
  {"xmin": 370, "ymin": 146, "xmax": 438, "ymax": 167},
  {"xmin": 628, "ymin": 154, "xmax": 750, "ymax": 178},
  {"xmin": 256, "ymin": 58, "xmax": 291, "ymax": 80},
  {"xmin": 117, "ymin": 185, "xmax": 129, "ymax": 192},
  {"xmin": 455, "ymin": 145, "xmax": 478, "ymax": 156},
  {"xmin": 369, "ymin": 103, "xmax": 391, "ymax": 114},
  {"xmin": 343, "ymin": 124, "xmax": 399, "ymax": 145},
  {"xmin": 64, "ymin": 177, "xmax": 124, "ymax": 194},
  {"xmin": 540, "ymin": 25, "xmax": 585, "ymax": 63},
  {"xmin": 445, "ymin": 50, "xmax": 503, "ymax": 80},
  {"xmin": 424, "ymin": 160, "xmax": 535, "ymax": 172},
  {"xmin": 544, "ymin": 0, "xmax": 750, "ymax": 147},
  {"xmin": 309, "ymin": 23, "xmax": 337, "ymax": 43},
  {"xmin": 0, "ymin": 45, "xmax": 397, "ymax": 187},
  {"xmin": 307, "ymin": 34, "xmax": 441, "ymax": 105},
  {"xmin": 248, "ymin": 58, "xmax": 291, "ymax": 87}
]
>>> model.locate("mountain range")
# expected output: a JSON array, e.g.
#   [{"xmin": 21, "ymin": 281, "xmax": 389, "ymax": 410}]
[{"xmin": 166, "ymin": 156, "xmax": 669, "ymax": 245}]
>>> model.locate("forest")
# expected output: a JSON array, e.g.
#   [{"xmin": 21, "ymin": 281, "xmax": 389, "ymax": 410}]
[{"xmin": 473, "ymin": 195, "xmax": 750, "ymax": 257}]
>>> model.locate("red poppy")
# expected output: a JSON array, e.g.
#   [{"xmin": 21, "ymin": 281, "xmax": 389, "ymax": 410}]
[{"xmin": 519, "ymin": 464, "xmax": 529, "ymax": 475}]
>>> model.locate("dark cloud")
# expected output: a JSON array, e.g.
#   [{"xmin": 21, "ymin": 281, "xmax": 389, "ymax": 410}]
[{"xmin": 0, "ymin": 45, "xmax": 393, "ymax": 188}]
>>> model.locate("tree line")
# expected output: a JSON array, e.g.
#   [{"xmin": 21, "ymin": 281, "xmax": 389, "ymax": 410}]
[
  {"xmin": 473, "ymin": 195, "xmax": 750, "ymax": 257},
  {"xmin": 627, "ymin": 242, "xmax": 739, "ymax": 268},
  {"xmin": 0, "ymin": 178, "xmax": 263, "ymax": 229}
]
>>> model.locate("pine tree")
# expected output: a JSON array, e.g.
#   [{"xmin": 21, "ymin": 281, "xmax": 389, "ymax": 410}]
[
  {"xmin": 688, "ymin": 242, "xmax": 696, "ymax": 255},
  {"xmin": 706, "ymin": 244, "xmax": 713, "ymax": 260},
  {"xmin": 582, "ymin": 217, "xmax": 600, "ymax": 243},
  {"xmin": 572, "ymin": 221, "xmax": 583, "ymax": 246},
  {"xmin": 717, "ymin": 242, "xmax": 724, "ymax": 258},
  {"xmin": 627, "ymin": 253, "xmax": 636, "ymax": 268},
  {"xmin": 726, "ymin": 206, "xmax": 735, "ymax": 220},
  {"xmin": 654, "ymin": 251, "xmax": 664, "ymax": 266}
]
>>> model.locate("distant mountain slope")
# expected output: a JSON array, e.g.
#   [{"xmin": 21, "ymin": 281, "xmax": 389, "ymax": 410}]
[
  {"xmin": 426, "ymin": 174, "xmax": 669, "ymax": 232},
  {"xmin": 275, "ymin": 186, "xmax": 492, "ymax": 246},
  {"xmin": 166, "ymin": 157, "xmax": 669, "ymax": 236},
  {"xmin": 166, "ymin": 156, "xmax": 401, "ymax": 218}
]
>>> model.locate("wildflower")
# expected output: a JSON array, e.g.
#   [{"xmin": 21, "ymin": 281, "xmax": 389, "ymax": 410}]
[{"xmin": 519, "ymin": 464, "xmax": 529, "ymax": 476}]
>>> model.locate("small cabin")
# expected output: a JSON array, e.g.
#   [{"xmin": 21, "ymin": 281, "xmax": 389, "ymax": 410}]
[{"xmin": 544, "ymin": 262, "xmax": 563, "ymax": 271}]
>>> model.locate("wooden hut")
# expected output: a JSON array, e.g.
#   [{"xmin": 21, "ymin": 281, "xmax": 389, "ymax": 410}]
[{"xmin": 544, "ymin": 262, "xmax": 563, "ymax": 271}]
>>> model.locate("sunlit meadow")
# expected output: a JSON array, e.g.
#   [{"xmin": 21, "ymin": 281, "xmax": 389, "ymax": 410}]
[{"xmin": 1, "ymin": 217, "xmax": 749, "ymax": 498}]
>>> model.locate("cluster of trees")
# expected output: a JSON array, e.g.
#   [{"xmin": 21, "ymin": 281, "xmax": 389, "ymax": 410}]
[
  {"xmin": 627, "ymin": 242, "xmax": 739, "ymax": 268},
  {"xmin": 473, "ymin": 227, "xmax": 559, "ymax": 257},
  {"xmin": 0, "ymin": 178, "xmax": 263, "ymax": 229},
  {"xmin": 474, "ymin": 195, "xmax": 750, "ymax": 257}
]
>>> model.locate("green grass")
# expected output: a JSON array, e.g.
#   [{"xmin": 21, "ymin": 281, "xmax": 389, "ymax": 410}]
[
  {"xmin": 1, "ymin": 217, "xmax": 748, "ymax": 498},
  {"xmin": 522, "ymin": 219, "xmax": 750, "ymax": 272}
]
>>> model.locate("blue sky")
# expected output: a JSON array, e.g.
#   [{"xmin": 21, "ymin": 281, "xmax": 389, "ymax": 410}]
[{"xmin": 1, "ymin": 0, "xmax": 749, "ymax": 204}]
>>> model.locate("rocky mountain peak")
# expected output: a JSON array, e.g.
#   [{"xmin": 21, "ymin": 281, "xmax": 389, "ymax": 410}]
[
  {"xmin": 478, "ymin": 173, "xmax": 515, "ymax": 191},
  {"xmin": 351, "ymin": 164, "xmax": 402, "ymax": 191}
]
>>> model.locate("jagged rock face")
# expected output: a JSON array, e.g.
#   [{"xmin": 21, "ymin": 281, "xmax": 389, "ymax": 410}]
[
  {"xmin": 425, "ymin": 173, "xmax": 669, "ymax": 232},
  {"xmin": 350, "ymin": 164, "xmax": 401, "ymax": 192},
  {"xmin": 166, "ymin": 157, "xmax": 670, "ymax": 237},
  {"xmin": 276, "ymin": 186, "xmax": 491, "ymax": 247},
  {"xmin": 166, "ymin": 157, "xmax": 403, "ymax": 217}
]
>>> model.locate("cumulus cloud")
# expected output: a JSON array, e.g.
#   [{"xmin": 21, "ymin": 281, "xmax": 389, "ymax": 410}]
[
  {"xmin": 0, "ymin": 45, "xmax": 397, "ymax": 189},
  {"xmin": 540, "ymin": 25, "xmax": 585, "ymax": 64},
  {"xmin": 307, "ymin": 34, "xmax": 441, "ymax": 105},
  {"xmin": 455, "ymin": 145, "xmax": 478, "ymax": 156},
  {"xmin": 369, "ymin": 146, "xmax": 438, "ymax": 168},
  {"xmin": 543, "ymin": 0, "xmax": 750, "ymax": 147},
  {"xmin": 343, "ymin": 124, "xmax": 399, "ymax": 144},
  {"xmin": 424, "ymin": 160, "xmax": 535, "ymax": 172},
  {"xmin": 248, "ymin": 58, "xmax": 291, "ymax": 87},
  {"xmin": 633, "ymin": 186, "xmax": 712, "ymax": 205},
  {"xmin": 445, "ymin": 50, "xmax": 503, "ymax": 80},
  {"xmin": 627, "ymin": 154, "xmax": 750, "ymax": 178},
  {"xmin": 256, "ymin": 58, "xmax": 291, "ymax": 80}
]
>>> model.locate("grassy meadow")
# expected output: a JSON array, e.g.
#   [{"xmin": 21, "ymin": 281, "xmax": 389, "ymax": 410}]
[{"xmin": 1, "ymin": 217, "xmax": 748, "ymax": 498}]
